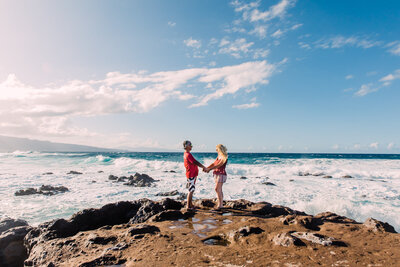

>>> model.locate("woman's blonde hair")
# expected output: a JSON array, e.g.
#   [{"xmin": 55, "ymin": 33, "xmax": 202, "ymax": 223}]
[{"xmin": 216, "ymin": 144, "xmax": 228, "ymax": 163}]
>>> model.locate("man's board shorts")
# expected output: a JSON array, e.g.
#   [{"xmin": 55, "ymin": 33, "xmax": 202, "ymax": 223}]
[
  {"xmin": 214, "ymin": 174, "xmax": 227, "ymax": 184},
  {"xmin": 186, "ymin": 177, "xmax": 196, "ymax": 192}
]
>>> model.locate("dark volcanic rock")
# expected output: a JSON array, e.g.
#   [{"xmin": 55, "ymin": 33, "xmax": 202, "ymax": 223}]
[
  {"xmin": 0, "ymin": 225, "xmax": 32, "ymax": 267},
  {"xmin": 42, "ymin": 172, "xmax": 53, "ymax": 175},
  {"xmin": 262, "ymin": 182, "xmax": 276, "ymax": 186},
  {"xmin": 323, "ymin": 175, "xmax": 333, "ymax": 178},
  {"xmin": 155, "ymin": 190, "xmax": 180, "ymax": 196},
  {"xmin": 163, "ymin": 170, "xmax": 176, "ymax": 173},
  {"xmin": 250, "ymin": 202, "xmax": 306, "ymax": 217},
  {"xmin": 342, "ymin": 175, "xmax": 353, "ymax": 178},
  {"xmin": 291, "ymin": 232, "xmax": 346, "ymax": 246},
  {"xmin": 159, "ymin": 198, "xmax": 183, "ymax": 210},
  {"xmin": 194, "ymin": 199, "xmax": 216, "ymax": 208},
  {"xmin": 298, "ymin": 172, "xmax": 311, "ymax": 176},
  {"xmin": 67, "ymin": 171, "xmax": 82, "ymax": 175},
  {"xmin": 240, "ymin": 176, "xmax": 247, "ymax": 180},
  {"xmin": 0, "ymin": 218, "xmax": 29, "ymax": 235},
  {"xmin": 227, "ymin": 226, "xmax": 264, "ymax": 242},
  {"xmin": 108, "ymin": 175, "xmax": 118, "ymax": 180},
  {"xmin": 314, "ymin": 212, "xmax": 357, "ymax": 224},
  {"xmin": 363, "ymin": 218, "xmax": 397, "ymax": 233},
  {"xmin": 280, "ymin": 215, "xmax": 320, "ymax": 230},
  {"xmin": 127, "ymin": 224, "xmax": 160, "ymax": 236},
  {"xmin": 150, "ymin": 210, "xmax": 187, "ymax": 222},
  {"xmin": 15, "ymin": 185, "xmax": 69, "ymax": 196},
  {"xmin": 123, "ymin": 173, "xmax": 157, "ymax": 187},
  {"xmin": 78, "ymin": 255, "xmax": 126, "ymax": 267},
  {"xmin": 25, "ymin": 201, "xmax": 142, "ymax": 252},
  {"xmin": 273, "ymin": 232, "xmax": 305, "ymax": 247},
  {"xmin": 86, "ymin": 234, "xmax": 117, "ymax": 245},
  {"xmin": 225, "ymin": 199, "xmax": 254, "ymax": 209},
  {"xmin": 129, "ymin": 200, "xmax": 163, "ymax": 224}
]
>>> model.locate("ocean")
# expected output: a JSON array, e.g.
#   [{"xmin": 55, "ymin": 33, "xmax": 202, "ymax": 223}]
[{"xmin": 1, "ymin": 151, "xmax": 399, "ymax": 231}]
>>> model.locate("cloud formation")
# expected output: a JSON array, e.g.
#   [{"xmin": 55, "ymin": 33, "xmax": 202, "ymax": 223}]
[
  {"xmin": 354, "ymin": 69, "xmax": 400, "ymax": 96},
  {"xmin": 0, "ymin": 61, "xmax": 277, "ymax": 140},
  {"xmin": 184, "ymin": 37, "xmax": 201, "ymax": 49}
]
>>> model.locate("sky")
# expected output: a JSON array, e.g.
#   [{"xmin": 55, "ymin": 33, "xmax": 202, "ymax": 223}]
[{"xmin": 0, "ymin": 0, "xmax": 399, "ymax": 153}]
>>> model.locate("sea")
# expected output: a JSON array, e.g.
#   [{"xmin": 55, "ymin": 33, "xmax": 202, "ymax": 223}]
[{"xmin": 0, "ymin": 151, "xmax": 399, "ymax": 232}]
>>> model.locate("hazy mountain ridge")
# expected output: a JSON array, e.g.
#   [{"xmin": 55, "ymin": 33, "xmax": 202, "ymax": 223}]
[{"xmin": 0, "ymin": 135, "xmax": 120, "ymax": 152}]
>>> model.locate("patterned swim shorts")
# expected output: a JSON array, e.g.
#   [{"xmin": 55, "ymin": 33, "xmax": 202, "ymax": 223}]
[
  {"xmin": 186, "ymin": 177, "xmax": 196, "ymax": 192},
  {"xmin": 214, "ymin": 174, "xmax": 227, "ymax": 183}
]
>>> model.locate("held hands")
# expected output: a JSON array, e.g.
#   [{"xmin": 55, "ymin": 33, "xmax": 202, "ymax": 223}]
[{"xmin": 202, "ymin": 167, "xmax": 210, "ymax": 173}]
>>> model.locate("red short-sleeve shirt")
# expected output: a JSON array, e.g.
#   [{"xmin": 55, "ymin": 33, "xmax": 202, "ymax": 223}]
[{"xmin": 184, "ymin": 152, "xmax": 199, "ymax": 178}]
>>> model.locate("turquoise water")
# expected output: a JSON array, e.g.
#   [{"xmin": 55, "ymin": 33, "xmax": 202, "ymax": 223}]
[{"xmin": 0, "ymin": 151, "xmax": 399, "ymax": 231}]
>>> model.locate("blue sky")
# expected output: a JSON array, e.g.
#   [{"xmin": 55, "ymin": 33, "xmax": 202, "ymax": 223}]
[{"xmin": 0, "ymin": 0, "xmax": 399, "ymax": 152}]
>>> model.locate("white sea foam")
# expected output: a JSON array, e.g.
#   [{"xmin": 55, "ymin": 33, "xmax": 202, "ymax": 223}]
[{"xmin": 0, "ymin": 153, "xmax": 399, "ymax": 231}]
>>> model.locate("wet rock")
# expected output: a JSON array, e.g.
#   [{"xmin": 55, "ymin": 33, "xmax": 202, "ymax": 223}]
[
  {"xmin": 314, "ymin": 212, "xmax": 357, "ymax": 224},
  {"xmin": 298, "ymin": 172, "xmax": 311, "ymax": 176},
  {"xmin": 117, "ymin": 176, "xmax": 127, "ymax": 182},
  {"xmin": 129, "ymin": 200, "xmax": 163, "ymax": 224},
  {"xmin": 0, "ymin": 225, "xmax": 32, "ymax": 267},
  {"xmin": 127, "ymin": 225, "xmax": 160, "ymax": 236},
  {"xmin": 42, "ymin": 172, "xmax": 53, "ymax": 175},
  {"xmin": 291, "ymin": 232, "xmax": 345, "ymax": 246},
  {"xmin": 251, "ymin": 202, "xmax": 305, "ymax": 217},
  {"xmin": 123, "ymin": 173, "xmax": 157, "ymax": 187},
  {"xmin": 86, "ymin": 234, "xmax": 117, "ymax": 245},
  {"xmin": 227, "ymin": 226, "xmax": 264, "ymax": 242},
  {"xmin": 78, "ymin": 255, "xmax": 126, "ymax": 267},
  {"xmin": 289, "ymin": 179, "xmax": 294, "ymax": 182},
  {"xmin": 262, "ymin": 182, "xmax": 276, "ymax": 186},
  {"xmin": 342, "ymin": 175, "xmax": 353, "ymax": 178},
  {"xmin": 108, "ymin": 175, "xmax": 118, "ymax": 181},
  {"xmin": 225, "ymin": 199, "xmax": 254, "ymax": 209},
  {"xmin": 98, "ymin": 171, "xmax": 104, "ymax": 173},
  {"xmin": 163, "ymin": 170, "xmax": 176, "ymax": 173},
  {"xmin": 67, "ymin": 171, "xmax": 82, "ymax": 175},
  {"xmin": 323, "ymin": 175, "xmax": 333, "ymax": 178},
  {"xmin": 0, "ymin": 218, "xmax": 29, "ymax": 235},
  {"xmin": 150, "ymin": 210, "xmax": 187, "ymax": 222},
  {"xmin": 202, "ymin": 235, "xmax": 230, "ymax": 246},
  {"xmin": 15, "ymin": 185, "xmax": 69, "ymax": 196},
  {"xmin": 155, "ymin": 190, "xmax": 180, "ymax": 196},
  {"xmin": 272, "ymin": 232, "xmax": 305, "ymax": 247},
  {"xmin": 194, "ymin": 199, "xmax": 216, "ymax": 208},
  {"xmin": 106, "ymin": 242, "xmax": 128, "ymax": 251},
  {"xmin": 25, "ymin": 200, "xmax": 142, "ymax": 252},
  {"xmin": 363, "ymin": 218, "xmax": 397, "ymax": 233},
  {"xmin": 313, "ymin": 173, "xmax": 325, "ymax": 176},
  {"xmin": 280, "ymin": 215, "xmax": 320, "ymax": 230},
  {"xmin": 240, "ymin": 176, "xmax": 247, "ymax": 180},
  {"xmin": 159, "ymin": 198, "xmax": 183, "ymax": 210}
]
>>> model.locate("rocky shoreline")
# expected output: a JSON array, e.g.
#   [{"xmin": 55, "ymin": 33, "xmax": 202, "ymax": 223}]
[{"xmin": 0, "ymin": 197, "xmax": 399, "ymax": 267}]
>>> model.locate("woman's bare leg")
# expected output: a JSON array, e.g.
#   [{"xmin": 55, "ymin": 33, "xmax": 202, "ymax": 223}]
[{"xmin": 215, "ymin": 182, "xmax": 223, "ymax": 208}]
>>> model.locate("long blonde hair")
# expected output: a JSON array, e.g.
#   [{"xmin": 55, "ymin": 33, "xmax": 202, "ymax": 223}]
[{"xmin": 216, "ymin": 144, "xmax": 228, "ymax": 164}]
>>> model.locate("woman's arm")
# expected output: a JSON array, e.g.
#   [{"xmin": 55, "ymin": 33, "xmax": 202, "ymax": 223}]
[{"xmin": 207, "ymin": 158, "xmax": 224, "ymax": 171}]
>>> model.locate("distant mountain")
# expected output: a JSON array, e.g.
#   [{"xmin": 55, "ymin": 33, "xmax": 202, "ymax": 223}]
[{"xmin": 0, "ymin": 135, "xmax": 122, "ymax": 152}]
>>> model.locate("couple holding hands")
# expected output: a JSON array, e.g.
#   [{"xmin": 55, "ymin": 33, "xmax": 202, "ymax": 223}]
[{"xmin": 183, "ymin": 140, "xmax": 228, "ymax": 210}]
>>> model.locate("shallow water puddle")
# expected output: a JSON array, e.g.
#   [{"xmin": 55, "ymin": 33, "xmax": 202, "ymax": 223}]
[
  {"xmin": 202, "ymin": 235, "xmax": 230, "ymax": 246},
  {"xmin": 168, "ymin": 216, "xmax": 233, "ymax": 237}
]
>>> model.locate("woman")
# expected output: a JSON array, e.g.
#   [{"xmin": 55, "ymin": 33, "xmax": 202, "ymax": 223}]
[{"xmin": 205, "ymin": 144, "xmax": 228, "ymax": 210}]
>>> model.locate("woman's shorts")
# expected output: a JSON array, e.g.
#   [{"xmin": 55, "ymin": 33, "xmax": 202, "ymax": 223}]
[
  {"xmin": 214, "ymin": 174, "xmax": 227, "ymax": 184},
  {"xmin": 186, "ymin": 177, "xmax": 196, "ymax": 192}
]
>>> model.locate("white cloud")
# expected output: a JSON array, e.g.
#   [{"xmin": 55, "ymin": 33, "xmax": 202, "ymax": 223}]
[
  {"xmin": 184, "ymin": 37, "xmax": 201, "ymax": 49},
  {"xmin": 253, "ymin": 48, "xmax": 270, "ymax": 59},
  {"xmin": 250, "ymin": 25, "xmax": 268, "ymax": 38},
  {"xmin": 369, "ymin": 142, "xmax": 379, "ymax": 149},
  {"xmin": 379, "ymin": 69, "xmax": 400, "ymax": 84},
  {"xmin": 219, "ymin": 38, "xmax": 254, "ymax": 58},
  {"xmin": 0, "ymin": 61, "xmax": 278, "ymax": 140},
  {"xmin": 291, "ymin": 23, "xmax": 303, "ymax": 30},
  {"xmin": 248, "ymin": 0, "xmax": 296, "ymax": 22},
  {"xmin": 387, "ymin": 41, "xmax": 400, "ymax": 56},
  {"xmin": 298, "ymin": 42, "xmax": 311, "ymax": 49},
  {"xmin": 345, "ymin": 75, "xmax": 353, "ymax": 80},
  {"xmin": 191, "ymin": 60, "xmax": 276, "ymax": 107},
  {"xmin": 315, "ymin": 35, "xmax": 382, "ymax": 49},
  {"xmin": 387, "ymin": 142, "xmax": 395, "ymax": 150},
  {"xmin": 271, "ymin": 29, "xmax": 284, "ymax": 38},
  {"xmin": 354, "ymin": 83, "xmax": 379, "ymax": 97},
  {"xmin": 167, "ymin": 21, "xmax": 176, "ymax": 27},
  {"xmin": 232, "ymin": 102, "xmax": 260, "ymax": 109}
]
